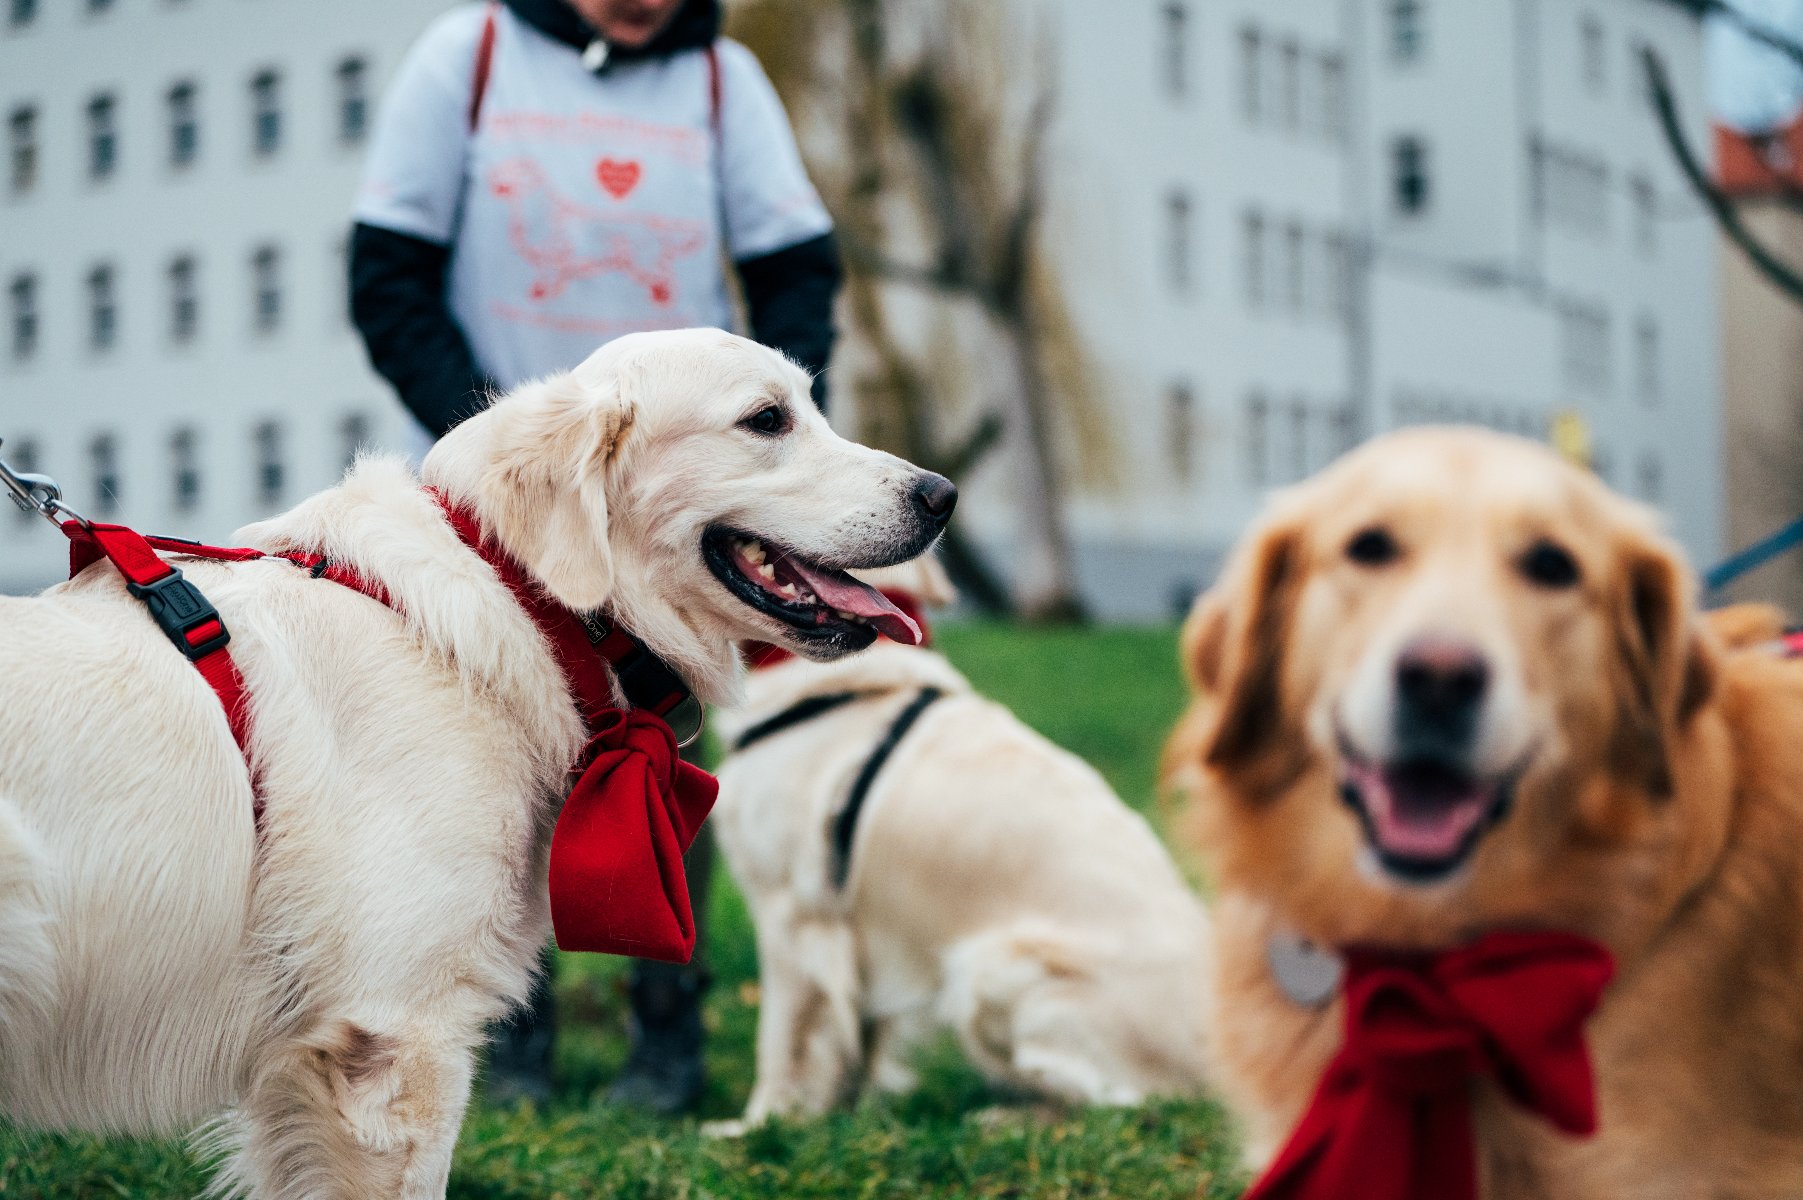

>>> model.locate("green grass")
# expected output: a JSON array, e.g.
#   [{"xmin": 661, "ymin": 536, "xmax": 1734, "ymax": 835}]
[{"xmin": 0, "ymin": 621, "xmax": 1242, "ymax": 1199}]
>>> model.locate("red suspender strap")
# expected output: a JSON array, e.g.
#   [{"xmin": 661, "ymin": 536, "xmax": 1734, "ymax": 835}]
[
  {"xmin": 469, "ymin": 2, "xmax": 499, "ymax": 133},
  {"xmin": 62, "ymin": 521, "xmax": 257, "ymax": 759}
]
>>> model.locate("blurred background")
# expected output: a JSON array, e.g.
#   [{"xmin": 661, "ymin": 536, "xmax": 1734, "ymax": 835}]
[{"xmin": 2, "ymin": 0, "xmax": 1800, "ymax": 618}]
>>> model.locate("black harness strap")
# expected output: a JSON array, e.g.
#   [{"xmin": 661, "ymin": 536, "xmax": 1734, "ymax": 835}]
[
  {"xmin": 830, "ymin": 686, "xmax": 944, "ymax": 888},
  {"xmin": 731, "ymin": 690, "xmax": 879, "ymax": 752}
]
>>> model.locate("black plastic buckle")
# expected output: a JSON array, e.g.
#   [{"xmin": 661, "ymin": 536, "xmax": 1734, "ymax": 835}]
[{"xmin": 126, "ymin": 567, "xmax": 231, "ymax": 661}]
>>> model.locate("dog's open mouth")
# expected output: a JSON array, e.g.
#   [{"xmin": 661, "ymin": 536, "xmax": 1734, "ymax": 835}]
[
  {"xmin": 702, "ymin": 528, "xmax": 923, "ymax": 648},
  {"xmin": 1338, "ymin": 747, "xmax": 1516, "ymax": 884}
]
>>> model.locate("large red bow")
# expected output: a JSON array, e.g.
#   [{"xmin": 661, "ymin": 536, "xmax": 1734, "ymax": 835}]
[
  {"xmin": 1244, "ymin": 930, "xmax": 1614, "ymax": 1200},
  {"xmin": 547, "ymin": 707, "xmax": 718, "ymax": 961}
]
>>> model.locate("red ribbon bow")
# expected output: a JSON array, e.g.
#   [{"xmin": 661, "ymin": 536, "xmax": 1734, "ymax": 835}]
[
  {"xmin": 1244, "ymin": 930, "xmax": 1615, "ymax": 1200},
  {"xmin": 548, "ymin": 706, "xmax": 717, "ymax": 961}
]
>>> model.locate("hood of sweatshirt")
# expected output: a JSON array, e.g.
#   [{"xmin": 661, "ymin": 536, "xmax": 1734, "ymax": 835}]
[{"xmin": 500, "ymin": 0, "xmax": 721, "ymax": 65}]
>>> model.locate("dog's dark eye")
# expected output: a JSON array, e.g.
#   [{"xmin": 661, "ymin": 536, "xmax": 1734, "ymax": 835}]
[
  {"xmin": 741, "ymin": 405, "xmax": 789, "ymax": 437},
  {"xmin": 1346, "ymin": 527, "xmax": 1400, "ymax": 567},
  {"xmin": 1519, "ymin": 540, "xmax": 1581, "ymax": 589}
]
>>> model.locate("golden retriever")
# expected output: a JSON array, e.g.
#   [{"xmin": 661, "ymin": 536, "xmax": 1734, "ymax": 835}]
[
  {"xmin": 1167, "ymin": 426, "xmax": 1803, "ymax": 1199},
  {"xmin": 0, "ymin": 329, "xmax": 952, "ymax": 1199},
  {"xmin": 708, "ymin": 558, "xmax": 1212, "ymax": 1133}
]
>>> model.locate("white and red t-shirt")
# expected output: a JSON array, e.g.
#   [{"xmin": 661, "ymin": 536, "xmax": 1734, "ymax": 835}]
[{"xmin": 354, "ymin": 3, "xmax": 832, "ymax": 390}]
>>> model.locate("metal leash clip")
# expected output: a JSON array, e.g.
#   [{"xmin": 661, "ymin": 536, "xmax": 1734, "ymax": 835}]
[{"xmin": 0, "ymin": 437, "xmax": 92, "ymax": 530}]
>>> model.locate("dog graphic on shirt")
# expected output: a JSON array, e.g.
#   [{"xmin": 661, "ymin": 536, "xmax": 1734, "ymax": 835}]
[{"xmin": 487, "ymin": 157, "xmax": 706, "ymax": 306}]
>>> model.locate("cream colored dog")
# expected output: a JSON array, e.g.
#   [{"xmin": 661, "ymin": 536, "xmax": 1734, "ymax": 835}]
[
  {"xmin": 709, "ymin": 559, "xmax": 1212, "ymax": 1132},
  {"xmin": 0, "ymin": 329, "xmax": 952, "ymax": 1198}
]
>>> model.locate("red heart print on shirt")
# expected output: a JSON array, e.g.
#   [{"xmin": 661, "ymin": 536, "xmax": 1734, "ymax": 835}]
[{"xmin": 596, "ymin": 158, "xmax": 642, "ymax": 199}]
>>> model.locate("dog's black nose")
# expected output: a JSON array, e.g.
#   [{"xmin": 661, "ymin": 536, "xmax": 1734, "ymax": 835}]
[
  {"xmin": 1394, "ymin": 637, "xmax": 1488, "ymax": 753},
  {"xmin": 912, "ymin": 473, "xmax": 958, "ymax": 527}
]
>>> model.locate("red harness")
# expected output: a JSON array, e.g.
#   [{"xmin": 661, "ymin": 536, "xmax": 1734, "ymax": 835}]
[{"xmin": 58, "ymin": 496, "xmax": 715, "ymax": 963}]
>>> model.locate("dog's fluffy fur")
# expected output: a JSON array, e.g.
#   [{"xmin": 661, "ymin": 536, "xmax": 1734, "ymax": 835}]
[
  {"xmin": 1168, "ymin": 426, "xmax": 1803, "ymax": 1199},
  {"xmin": 710, "ymin": 559, "xmax": 1212, "ymax": 1131},
  {"xmin": 0, "ymin": 329, "xmax": 947, "ymax": 1198}
]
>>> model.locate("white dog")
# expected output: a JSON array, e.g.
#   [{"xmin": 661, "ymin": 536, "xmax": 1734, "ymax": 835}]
[
  {"xmin": 709, "ymin": 559, "xmax": 1212, "ymax": 1132},
  {"xmin": 0, "ymin": 329, "xmax": 952, "ymax": 1198}
]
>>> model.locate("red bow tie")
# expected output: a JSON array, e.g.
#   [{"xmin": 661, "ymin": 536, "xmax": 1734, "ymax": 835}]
[
  {"xmin": 1244, "ymin": 930, "xmax": 1614, "ymax": 1200},
  {"xmin": 433, "ymin": 497, "xmax": 717, "ymax": 962}
]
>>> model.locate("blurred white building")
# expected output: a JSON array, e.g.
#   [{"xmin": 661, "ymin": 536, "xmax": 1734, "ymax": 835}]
[
  {"xmin": 0, "ymin": 0, "xmax": 1721, "ymax": 619},
  {"xmin": 0, "ymin": 0, "xmax": 453, "ymax": 592},
  {"xmin": 992, "ymin": 0, "xmax": 1722, "ymax": 616}
]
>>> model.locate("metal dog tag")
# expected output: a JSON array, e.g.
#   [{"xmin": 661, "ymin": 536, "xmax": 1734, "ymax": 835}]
[{"xmin": 1267, "ymin": 929, "xmax": 1343, "ymax": 1008}]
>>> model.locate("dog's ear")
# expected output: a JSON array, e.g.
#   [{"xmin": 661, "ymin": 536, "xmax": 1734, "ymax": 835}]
[
  {"xmin": 477, "ymin": 371, "xmax": 634, "ymax": 611},
  {"xmin": 1610, "ymin": 530, "xmax": 1714, "ymax": 797},
  {"xmin": 1194, "ymin": 519, "xmax": 1303, "ymax": 771}
]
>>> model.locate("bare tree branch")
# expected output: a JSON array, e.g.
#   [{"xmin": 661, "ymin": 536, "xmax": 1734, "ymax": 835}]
[
  {"xmin": 1643, "ymin": 45, "xmax": 1803, "ymax": 307},
  {"xmin": 1701, "ymin": 0, "xmax": 1803, "ymax": 76}
]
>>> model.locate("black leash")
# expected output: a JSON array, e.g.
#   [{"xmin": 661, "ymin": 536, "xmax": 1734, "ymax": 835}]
[{"xmin": 830, "ymin": 686, "xmax": 944, "ymax": 888}]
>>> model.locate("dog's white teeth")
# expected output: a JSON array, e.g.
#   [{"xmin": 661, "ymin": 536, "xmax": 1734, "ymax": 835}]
[
  {"xmin": 779, "ymin": 582, "xmax": 799, "ymax": 598},
  {"xmin": 835, "ymin": 609, "xmax": 859, "ymax": 621},
  {"xmin": 758, "ymin": 563, "xmax": 777, "ymax": 581},
  {"xmin": 742, "ymin": 539, "xmax": 765, "ymax": 565}
]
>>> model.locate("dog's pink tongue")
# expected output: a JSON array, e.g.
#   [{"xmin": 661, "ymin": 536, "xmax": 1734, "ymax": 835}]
[
  {"xmin": 1351, "ymin": 762, "xmax": 1492, "ymax": 861},
  {"xmin": 788, "ymin": 564, "xmax": 922, "ymax": 645}
]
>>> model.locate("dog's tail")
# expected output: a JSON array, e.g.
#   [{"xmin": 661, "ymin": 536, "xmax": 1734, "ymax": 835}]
[{"xmin": 0, "ymin": 798, "xmax": 55, "ymax": 1037}]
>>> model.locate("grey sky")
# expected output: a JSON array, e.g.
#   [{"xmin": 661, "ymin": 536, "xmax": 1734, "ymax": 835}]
[{"xmin": 1710, "ymin": 0, "xmax": 1803, "ymax": 130}]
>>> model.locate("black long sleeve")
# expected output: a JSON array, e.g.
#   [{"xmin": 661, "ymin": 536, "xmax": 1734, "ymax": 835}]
[
  {"xmin": 349, "ymin": 222, "xmax": 498, "ymax": 438},
  {"xmin": 735, "ymin": 232, "xmax": 842, "ymax": 411}
]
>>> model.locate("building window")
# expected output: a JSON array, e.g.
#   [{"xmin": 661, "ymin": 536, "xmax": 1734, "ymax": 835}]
[
  {"xmin": 1246, "ymin": 391, "xmax": 1269, "ymax": 486},
  {"xmin": 1635, "ymin": 315, "xmax": 1659, "ymax": 407},
  {"xmin": 8, "ymin": 104, "xmax": 36, "ymax": 193},
  {"xmin": 1167, "ymin": 381, "xmax": 1196, "ymax": 484},
  {"xmin": 1278, "ymin": 38, "xmax": 1302, "ymax": 132},
  {"xmin": 168, "ymin": 254, "xmax": 199, "ymax": 343},
  {"xmin": 1532, "ymin": 138, "xmax": 1609, "ymax": 237},
  {"xmin": 7, "ymin": 0, "xmax": 35, "ymax": 28},
  {"xmin": 1558, "ymin": 299, "xmax": 1611, "ymax": 398},
  {"xmin": 1243, "ymin": 209, "xmax": 1266, "ymax": 309},
  {"xmin": 1635, "ymin": 453, "xmax": 1662, "ymax": 503},
  {"xmin": 86, "ymin": 263, "xmax": 116, "ymax": 351},
  {"xmin": 167, "ymin": 80, "xmax": 199, "ymax": 168},
  {"xmin": 1239, "ymin": 26, "xmax": 1262, "ymax": 122},
  {"xmin": 87, "ymin": 0, "xmax": 114, "ymax": 13},
  {"xmin": 1166, "ymin": 190, "xmax": 1194, "ymax": 294},
  {"xmin": 253, "ymin": 420, "xmax": 285, "ymax": 507},
  {"xmin": 1580, "ymin": 15, "xmax": 1605, "ymax": 93},
  {"xmin": 170, "ymin": 426, "xmax": 201, "ymax": 512},
  {"xmin": 1161, "ymin": 4, "xmax": 1189, "ymax": 100},
  {"xmin": 1323, "ymin": 232, "xmax": 1352, "ymax": 323},
  {"xmin": 1630, "ymin": 173, "xmax": 1656, "ymax": 256},
  {"xmin": 1392, "ymin": 135, "xmax": 1430, "ymax": 216},
  {"xmin": 87, "ymin": 92, "xmax": 118, "ymax": 181},
  {"xmin": 335, "ymin": 56, "xmax": 370, "ymax": 144},
  {"xmin": 1319, "ymin": 54, "xmax": 1347, "ymax": 143},
  {"xmin": 250, "ymin": 69, "xmax": 282, "ymax": 157},
  {"xmin": 1391, "ymin": 0, "xmax": 1425, "ymax": 63},
  {"xmin": 1330, "ymin": 403, "xmax": 1360, "ymax": 458},
  {"xmin": 89, "ymin": 432, "xmax": 119, "ymax": 515},
  {"xmin": 1288, "ymin": 399, "xmax": 1310, "ymax": 481},
  {"xmin": 1283, "ymin": 220, "xmax": 1306, "ymax": 313},
  {"xmin": 7, "ymin": 437, "xmax": 37, "ymax": 522},
  {"xmin": 8, "ymin": 271, "xmax": 36, "ymax": 360},
  {"xmin": 338, "ymin": 411, "xmax": 372, "ymax": 471},
  {"xmin": 251, "ymin": 244, "xmax": 282, "ymax": 333}
]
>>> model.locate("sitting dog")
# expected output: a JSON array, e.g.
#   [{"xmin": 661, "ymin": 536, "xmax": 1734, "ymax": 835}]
[
  {"xmin": 1168, "ymin": 426, "xmax": 1803, "ymax": 1199},
  {"xmin": 710, "ymin": 557, "xmax": 1212, "ymax": 1131},
  {"xmin": 0, "ymin": 329, "xmax": 952, "ymax": 1198}
]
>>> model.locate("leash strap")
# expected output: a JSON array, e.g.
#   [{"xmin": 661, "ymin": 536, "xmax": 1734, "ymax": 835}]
[{"xmin": 829, "ymin": 686, "xmax": 942, "ymax": 888}]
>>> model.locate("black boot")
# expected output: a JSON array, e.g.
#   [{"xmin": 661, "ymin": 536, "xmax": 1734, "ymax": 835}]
[
  {"xmin": 606, "ymin": 959, "xmax": 709, "ymax": 1115},
  {"xmin": 486, "ymin": 945, "xmax": 557, "ymax": 1106}
]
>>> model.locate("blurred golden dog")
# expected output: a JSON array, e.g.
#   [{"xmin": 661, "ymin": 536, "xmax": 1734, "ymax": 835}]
[{"xmin": 1167, "ymin": 427, "xmax": 1803, "ymax": 1199}]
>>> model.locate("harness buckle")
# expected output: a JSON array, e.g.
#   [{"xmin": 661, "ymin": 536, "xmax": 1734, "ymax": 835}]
[{"xmin": 126, "ymin": 567, "xmax": 232, "ymax": 661}]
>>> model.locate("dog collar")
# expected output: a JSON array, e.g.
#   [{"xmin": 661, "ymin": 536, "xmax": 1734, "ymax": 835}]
[{"xmin": 430, "ymin": 492, "xmax": 703, "ymax": 746}]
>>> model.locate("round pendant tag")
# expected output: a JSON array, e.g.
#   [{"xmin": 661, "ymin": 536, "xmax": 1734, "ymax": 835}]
[
  {"xmin": 665, "ymin": 693, "xmax": 706, "ymax": 749},
  {"xmin": 1267, "ymin": 930, "xmax": 1343, "ymax": 1008}
]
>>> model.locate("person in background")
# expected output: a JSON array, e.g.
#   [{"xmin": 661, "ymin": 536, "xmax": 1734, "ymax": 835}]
[{"xmin": 348, "ymin": 0, "xmax": 842, "ymax": 1115}]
